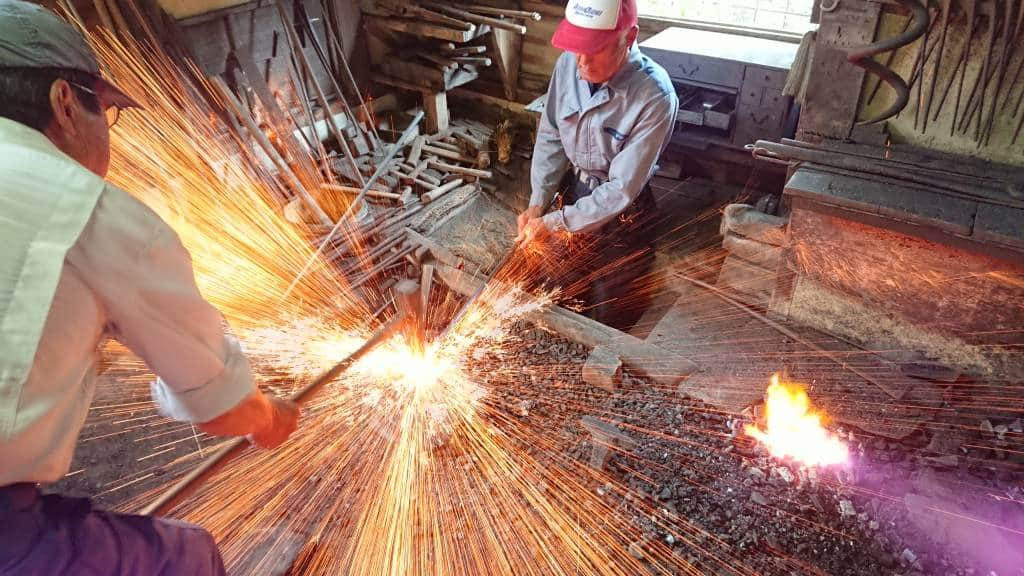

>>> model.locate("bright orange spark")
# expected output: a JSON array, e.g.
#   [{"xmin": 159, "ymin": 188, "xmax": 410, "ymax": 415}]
[{"xmin": 744, "ymin": 374, "xmax": 849, "ymax": 467}]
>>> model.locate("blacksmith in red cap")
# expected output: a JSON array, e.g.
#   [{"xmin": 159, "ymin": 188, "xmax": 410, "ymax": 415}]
[{"xmin": 517, "ymin": 0, "xmax": 678, "ymax": 332}]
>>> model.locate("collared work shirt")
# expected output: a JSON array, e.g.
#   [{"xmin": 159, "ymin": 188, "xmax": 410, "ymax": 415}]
[
  {"xmin": 530, "ymin": 44, "xmax": 678, "ymax": 234},
  {"xmin": 0, "ymin": 118, "xmax": 256, "ymax": 485}
]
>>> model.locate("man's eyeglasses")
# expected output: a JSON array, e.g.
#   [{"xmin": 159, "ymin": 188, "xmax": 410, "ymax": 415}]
[{"xmin": 67, "ymin": 81, "xmax": 121, "ymax": 128}]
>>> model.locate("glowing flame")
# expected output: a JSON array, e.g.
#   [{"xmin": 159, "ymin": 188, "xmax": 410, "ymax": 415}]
[{"xmin": 744, "ymin": 375, "xmax": 849, "ymax": 467}]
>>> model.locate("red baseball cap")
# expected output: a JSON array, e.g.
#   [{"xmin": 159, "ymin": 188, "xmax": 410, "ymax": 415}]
[{"xmin": 551, "ymin": 0, "xmax": 638, "ymax": 55}]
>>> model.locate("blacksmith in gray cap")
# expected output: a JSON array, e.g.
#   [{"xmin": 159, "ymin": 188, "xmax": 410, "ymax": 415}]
[{"xmin": 0, "ymin": 2, "xmax": 299, "ymax": 574}]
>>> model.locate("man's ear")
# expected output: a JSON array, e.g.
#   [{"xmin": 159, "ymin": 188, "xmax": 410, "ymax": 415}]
[
  {"xmin": 627, "ymin": 25, "xmax": 640, "ymax": 46},
  {"xmin": 48, "ymin": 79, "xmax": 79, "ymax": 137}
]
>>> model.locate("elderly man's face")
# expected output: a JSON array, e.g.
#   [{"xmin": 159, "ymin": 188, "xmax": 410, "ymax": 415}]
[
  {"xmin": 575, "ymin": 25, "xmax": 638, "ymax": 84},
  {"xmin": 45, "ymin": 77, "xmax": 112, "ymax": 178}
]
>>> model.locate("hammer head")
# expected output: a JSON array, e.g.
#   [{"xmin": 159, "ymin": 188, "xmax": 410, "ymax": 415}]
[{"xmin": 395, "ymin": 279, "xmax": 426, "ymax": 354}]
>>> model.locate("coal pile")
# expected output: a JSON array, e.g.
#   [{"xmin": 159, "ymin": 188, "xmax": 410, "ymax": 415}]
[{"xmin": 471, "ymin": 322, "xmax": 1024, "ymax": 576}]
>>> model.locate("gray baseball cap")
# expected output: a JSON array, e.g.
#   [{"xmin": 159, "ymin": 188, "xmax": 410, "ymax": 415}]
[{"xmin": 0, "ymin": 0, "xmax": 140, "ymax": 109}]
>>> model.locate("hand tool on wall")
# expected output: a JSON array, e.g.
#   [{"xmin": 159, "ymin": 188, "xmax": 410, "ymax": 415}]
[
  {"xmin": 1000, "ymin": 0, "xmax": 1024, "ymax": 116},
  {"xmin": 980, "ymin": 0, "xmax": 1018, "ymax": 145},
  {"xmin": 910, "ymin": 0, "xmax": 934, "ymax": 130},
  {"xmin": 847, "ymin": 0, "xmax": 930, "ymax": 125}
]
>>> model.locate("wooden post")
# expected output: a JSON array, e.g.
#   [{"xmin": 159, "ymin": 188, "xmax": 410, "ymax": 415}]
[{"xmin": 423, "ymin": 91, "xmax": 450, "ymax": 133}]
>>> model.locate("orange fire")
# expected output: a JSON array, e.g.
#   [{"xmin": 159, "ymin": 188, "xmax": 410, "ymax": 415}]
[{"xmin": 744, "ymin": 375, "xmax": 849, "ymax": 467}]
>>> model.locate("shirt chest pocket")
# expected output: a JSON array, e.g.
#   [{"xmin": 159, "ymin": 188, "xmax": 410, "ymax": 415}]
[{"xmin": 597, "ymin": 126, "xmax": 629, "ymax": 161}]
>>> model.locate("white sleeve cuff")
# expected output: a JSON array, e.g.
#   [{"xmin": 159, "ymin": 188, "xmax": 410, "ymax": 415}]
[
  {"xmin": 543, "ymin": 210, "xmax": 569, "ymax": 233},
  {"xmin": 150, "ymin": 335, "xmax": 257, "ymax": 423}
]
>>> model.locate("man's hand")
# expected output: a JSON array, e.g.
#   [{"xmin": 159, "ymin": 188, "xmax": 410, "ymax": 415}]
[
  {"xmin": 516, "ymin": 205, "xmax": 552, "ymax": 246},
  {"xmin": 249, "ymin": 396, "xmax": 300, "ymax": 449},
  {"xmin": 516, "ymin": 205, "xmax": 545, "ymax": 237},
  {"xmin": 516, "ymin": 216, "xmax": 550, "ymax": 246},
  {"xmin": 197, "ymin": 391, "xmax": 300, "ymax": 449}
]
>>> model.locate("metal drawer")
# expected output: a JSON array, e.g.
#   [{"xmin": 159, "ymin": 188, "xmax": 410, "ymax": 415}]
[
  {"xmin": 740, "ymin": 85, "xmax": 786, "ymax": 108},
  {"xmin": 743, "ymin": 66, "xmax": 789, "ymax": 89}
]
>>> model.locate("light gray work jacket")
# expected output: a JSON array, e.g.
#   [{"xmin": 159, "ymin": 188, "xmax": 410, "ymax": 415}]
[{"xmin": 530, "ymin": 44, "xmax": 678, "ymax": 234}]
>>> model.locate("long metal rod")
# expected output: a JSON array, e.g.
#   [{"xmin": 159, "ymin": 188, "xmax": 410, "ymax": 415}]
[
  {"xmin": 275, "ymin": 0, "xmax": 364, "ymax": 187},
  {"xmin": 295, "ymin": 1, "xmax": 372, "ymax": 151},
  {"xmin": 210, "ymin": 75, "xmax": 333, "ymax": 227},
  {"xmin": 846, "ymin": 0, "xmax": 930, "ymax": 125},
  {"xmin": 318, "ymin": 0, "xmax": 382, "ymax": 146},
  {"xmin": 143, "ymin": 313, "xmax": 406, "ymax": 517}
]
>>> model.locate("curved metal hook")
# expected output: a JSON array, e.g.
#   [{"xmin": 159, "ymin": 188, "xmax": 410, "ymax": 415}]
[{"xmin": 847, "ymin": 0, "xmax": 930, "ymax": 125}]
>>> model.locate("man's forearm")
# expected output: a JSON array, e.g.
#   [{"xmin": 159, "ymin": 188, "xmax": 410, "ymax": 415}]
[{"xmin": 530, "ymin": 128, "xmax": 569, "ymax": 208}]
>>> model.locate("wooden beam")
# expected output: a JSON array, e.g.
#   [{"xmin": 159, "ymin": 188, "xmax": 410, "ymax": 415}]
[
  {"xmin": 449, "ymin": 88, "xmax": 530, "ymax": 114},
  {"xmin": 422, "ymin": 178, "xmax": 465, "ymax": 203},
  {"xmin": 430, "ymin": 260, "xmax": 699, "ymax": 387},
  {"xmin": 428, "ymin": 158, "xmax": 493, "ymax": 179}
]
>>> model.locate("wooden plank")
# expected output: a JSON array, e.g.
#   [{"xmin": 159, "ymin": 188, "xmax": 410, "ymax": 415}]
[
  {"xmin": 517, "ymin": 0, "xmax": 562, "ymax": 78},
  {"xmin": 462, "ymin": 5, "xmax": 542, "ymax": 21},
  {"xmin": 449, "ymin": 88, "xmax": 530, "ymax": 114},
  {"xmin": 422, "ymin": 178, "xmax": 464, "ymax": 203},
  {"xmin": 423, "ymin": 143, "xmax": 473, "ymax": 162},
  {"xmin": 321, "ymin": 183, "xmax": 402, "ymax": 200},
  {"xmin": 428, "ymin": 158, "xmax": 493, "ymax": 179}
]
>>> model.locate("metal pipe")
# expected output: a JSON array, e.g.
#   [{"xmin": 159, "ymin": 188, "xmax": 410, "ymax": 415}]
[
  {"xmin": 318, "ymin": 0, "xmax": 382, "ymax": 146},
  {"xmin": 142, "ymin": 313, "xmax": 406, "ymax": 516},
  {"xmin": 295, "ymin": 1, "xmax": 374, "ymax": 151},
  {"xmin": 210, "ymin": 76, "xmax": 333, "ymax": 227}
]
